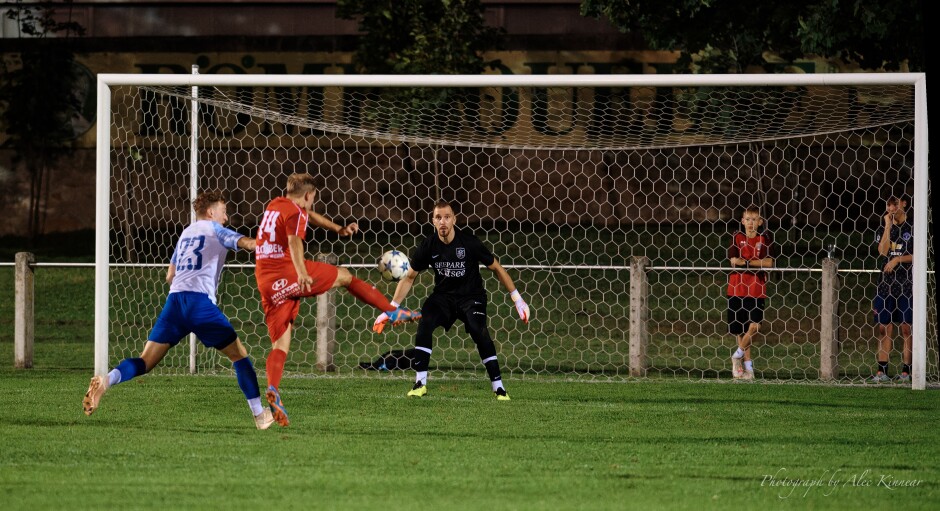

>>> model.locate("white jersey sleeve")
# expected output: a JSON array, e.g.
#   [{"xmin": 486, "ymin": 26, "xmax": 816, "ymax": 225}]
[{"xmin": 168, "ymin": 220, "xmax": 244, "ymax": 304}]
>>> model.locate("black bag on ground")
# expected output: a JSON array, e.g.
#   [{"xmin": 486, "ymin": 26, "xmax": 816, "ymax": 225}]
[{"xmin": 359, "ymin": 348, "xmax": 417, "ymax": 371}]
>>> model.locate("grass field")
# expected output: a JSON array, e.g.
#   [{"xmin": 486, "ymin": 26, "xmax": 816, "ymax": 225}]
[
  {"xmin": 1, "ymin": 370, "xmax": 938, "ymax": 510},
  {"xmin": 1, "ymin": 232, "xmax": 938, "ymax": 509}
]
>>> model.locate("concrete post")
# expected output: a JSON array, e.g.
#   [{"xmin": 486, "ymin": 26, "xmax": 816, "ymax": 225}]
[
  {"xmin": 315, "ymin": 253, "xmax": 339, "ymax": 372},
  {"xmin": 820, "ymin": 258, "xmax": 840, "ymax": 380},
  {"xmin": 14, "ymin": 252, "xmax": 35, "ymax": 369},
  {"xmin": 629, "ymin": 256, "xmax": 649, "ymax": 377}
]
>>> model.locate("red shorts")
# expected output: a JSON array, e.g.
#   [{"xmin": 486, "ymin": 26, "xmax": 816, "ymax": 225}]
[{"xmin": 255, "ymin": 260, "xmax": 339, "ymax": 343}]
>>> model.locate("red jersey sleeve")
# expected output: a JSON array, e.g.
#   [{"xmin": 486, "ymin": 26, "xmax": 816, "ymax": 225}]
[{"xmin": 728, "ymin": 232, "xmax": 743, "ymax": 259}]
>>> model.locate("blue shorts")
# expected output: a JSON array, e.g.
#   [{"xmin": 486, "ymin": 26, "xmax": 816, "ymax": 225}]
[
  {"xmin": 873, "ymin": 294, "xmax": 913, "ymax": 325},
  {"xmin": 149, "ymin": 291, "xmax": 238, "ymax": 349}
]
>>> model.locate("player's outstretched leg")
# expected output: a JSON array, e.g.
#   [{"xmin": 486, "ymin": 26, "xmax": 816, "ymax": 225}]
[
  {"xmin": 82, "ymin": 375, "xmax": 109, "ymax": 416},
  {"xmin": 344, "ymin": 274, "xmax": 421, "ymax": 331},
  {"xmin": 372, "ymin": 307, "xmax": 422, "ymax": 334},
  {"xmin": 387, "ymin": 307, "xmax": 422, "ymax": 327},
  {"xmin": 266, "ymin": 385, "xmax": 290, "ymax": 427}
]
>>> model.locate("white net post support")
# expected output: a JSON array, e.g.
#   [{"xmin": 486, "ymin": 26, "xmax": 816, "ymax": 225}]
[
  {"xmin": 188, "ymin": 64, "xmax": 200, "ymax": 374},
  {"xmin": 93, "ymin": 77, "xmax": 111, "ymax": 377},
  {"xmin": 316, "ymin": 253, "xmax": 340, "ymax": 372},
  {"xmin": 911, "ymin": 76, "xmax": 928, "ymax": 390},
  {"xmin": 94, "ymin": 72, "xmax": 931, "ymax": 387}
]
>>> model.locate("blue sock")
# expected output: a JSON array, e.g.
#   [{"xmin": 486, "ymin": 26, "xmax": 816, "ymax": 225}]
[
  {"xmin": 114, "ymin": 357, "xmax": 146, "ymax": 385},
  {"xmin": 233, "ymin": 358, "xmax": 261, "ymax": 400}
]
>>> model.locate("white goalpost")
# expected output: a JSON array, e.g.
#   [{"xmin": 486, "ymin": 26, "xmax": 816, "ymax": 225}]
[{"xmin": 95, "ymin": 72, "xmax": 932, "ymax": 388}]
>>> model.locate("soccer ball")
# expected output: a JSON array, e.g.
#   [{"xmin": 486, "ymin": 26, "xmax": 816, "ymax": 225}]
[{"xmin": 378, "ymin": 250, "xmax": 410, "ymax": 282}]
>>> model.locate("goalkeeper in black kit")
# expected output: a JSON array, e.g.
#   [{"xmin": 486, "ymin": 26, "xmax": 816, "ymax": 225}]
[{"xmin": 372, "ymin": 200, "xmax": 531, "ymax": 400}]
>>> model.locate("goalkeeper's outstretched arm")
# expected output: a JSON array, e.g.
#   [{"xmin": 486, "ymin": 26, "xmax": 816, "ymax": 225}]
[
  {"xmin": 391, "ymin": 268, "xmax": 419, "ymax": 305},
  {"xmin": 487, "ymin": 258, "xmax": 530, "ymax": 323},
  {"xmin": 487, "ymin": 258, "xmax": 517, "ymax": 294}
]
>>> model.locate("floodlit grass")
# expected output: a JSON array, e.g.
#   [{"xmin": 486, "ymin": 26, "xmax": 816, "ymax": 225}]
[
  {"xmin": 0, "ymin": 232, "xmax": 938, "ymax": 509},
  {"xmin": 0, "ymin": 371, "xmax": 938, "ymax": 510},
  {"xmin": 0, "ymin": 266, "xmax": 95, "ymax": 370}
]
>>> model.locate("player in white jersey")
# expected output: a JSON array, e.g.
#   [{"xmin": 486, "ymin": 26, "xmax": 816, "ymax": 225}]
[
  {"xmin": 83, "ymin": 191, "xmax": 275, "ymax": 430},
  {"xmin": 168, "ymin": 219, "xmax": 245, "ymax": 301}
]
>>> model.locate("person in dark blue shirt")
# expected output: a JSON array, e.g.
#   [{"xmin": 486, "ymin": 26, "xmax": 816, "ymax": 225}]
[{"xmin": 871, "ymin": 196, "xmax": 914, "ymax": 383}]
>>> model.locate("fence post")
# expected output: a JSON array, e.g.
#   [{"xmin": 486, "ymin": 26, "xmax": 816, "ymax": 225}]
[
  {"xmin": 629, "ymin": 256, "xmax": 649, "ymax": 377},
  {"xmin": 820, "ymin": 257, "xmax": 840, "ymax": 380},
  {"xmin": 14, "ymin": 252, "xmax": 35, "ymax": 369},
  {"xmin": 315, "ymin": 253, "xmax": 338, "ymax": 372}
]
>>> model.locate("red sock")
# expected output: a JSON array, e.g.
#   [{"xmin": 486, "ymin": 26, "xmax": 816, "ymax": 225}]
[
  {"xmin": 347, "ymin": 276, "xmax": 395, "ymax": 312},
  {"xmin": 266, "ymin": 348, "xmax": 287, "ymax": 390}
]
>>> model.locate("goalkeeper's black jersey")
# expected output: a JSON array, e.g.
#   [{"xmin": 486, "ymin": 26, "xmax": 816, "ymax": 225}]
[{"xmin": 410, "ymin": 227, "xmax": 495, "ymax": 298}]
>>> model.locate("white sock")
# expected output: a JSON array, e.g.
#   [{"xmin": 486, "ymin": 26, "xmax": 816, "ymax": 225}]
[
  {"xmin": 744, "ymin": 360, "xmax": 754, "ymax": 371},
  {"xmin": 107, "ymin": 369, "xmax": 121, "ymax": 387},
  {"xmin": 248, "ymin": 397, "xmax": 264, "ymax": 416},
  {"xmin": 415, "ymin": 371, "xmax": 427, "ymax": 386},
  {"xmin": 733, "ymin": 348, "xmax": 745, "ymax": 359},
  {"xmin": 491, "ymin": 380, "xmax": 505, "ymax": 392}
]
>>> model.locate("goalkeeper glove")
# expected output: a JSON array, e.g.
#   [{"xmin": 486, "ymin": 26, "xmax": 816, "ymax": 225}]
[{"xmin": 510, "ymin": 290, "xmax": 530, "ymax": 323}]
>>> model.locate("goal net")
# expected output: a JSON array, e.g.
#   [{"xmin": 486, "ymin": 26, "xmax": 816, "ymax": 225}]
[{"xmin": 95, "ymin": 72, "xmax": 934, "ymax": 387}]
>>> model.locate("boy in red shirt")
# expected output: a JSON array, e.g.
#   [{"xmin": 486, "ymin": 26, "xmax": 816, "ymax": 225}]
[
  {"xmin": 727, "ymin": 205, "xmax": 774, "ymax": 380},
  {"xmin": 256, "ymin": 173, "xmax": 420, "ymax": 426}
]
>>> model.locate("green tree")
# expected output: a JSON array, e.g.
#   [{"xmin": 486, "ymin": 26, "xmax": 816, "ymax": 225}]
[
  {"xmin": 0, "ymin": 0, "xmax": 85, "ymax": 243},
  {"xmin": 580, "ymin": 0, "xmax": 925, "ymax": 73},
  {"xmin": 337, "ymin": 0, "xmax": 500, "ymax": 75},
  {"xmin": 336, "ymin": 0, "xmax": 502, "ymax": 136}
]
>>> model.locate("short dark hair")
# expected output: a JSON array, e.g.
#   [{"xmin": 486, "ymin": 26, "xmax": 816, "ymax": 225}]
[
  {"xmin": 743, "ymin": 204, "xmax": 761, "ymax": 217},
  {"xmin": 193, "ymin": 191, "xmax": 225, "ymax": 216},
  {"xmin": 433, "ymin": 199, "xmax": 457, "ymax": 214}
]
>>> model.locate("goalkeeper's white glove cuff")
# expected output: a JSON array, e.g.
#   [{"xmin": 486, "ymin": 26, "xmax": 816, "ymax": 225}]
[{"xmin": 510, "ymin": 290, "xmax": 522, "ymax": 303}]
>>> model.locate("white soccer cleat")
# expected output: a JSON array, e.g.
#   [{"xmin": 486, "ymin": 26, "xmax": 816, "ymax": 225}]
[
  {"xmin": 731, "ymin": 355, "xmax": 744, "ymax": 379},
  {"xmin": 741, "ymin": 369, "xmax": 755, "ymax": 381},
  {"xmin": 82, "ymin": 374, "xmax": 109, "ymax": 416},
  {"xmin": 254, "ymin": 408, "xmax": 275, "ymax": 430}
]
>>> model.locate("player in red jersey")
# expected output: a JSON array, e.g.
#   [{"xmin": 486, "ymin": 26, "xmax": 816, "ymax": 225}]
[
  {"xmin": 255, "ymin": 173, "xmax": 420, "ymax": 426},
  {"xmin": 727, "ymin": 205, "xmax": 774, "ymax": 380}
]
